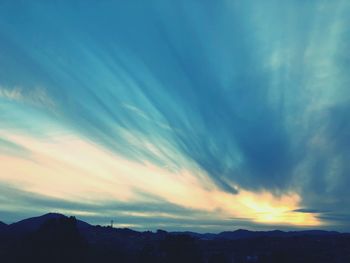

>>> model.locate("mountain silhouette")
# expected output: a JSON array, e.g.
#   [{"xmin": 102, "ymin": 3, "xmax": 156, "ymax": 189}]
[
  {"xmin": 2, "ymin": 213, "xmax": 344, "ymax": 241},
  {"xmin": 212, "ymin": 229, "xmax": 340, "ymax": 240},
  {"xmin": 0, "ymin": 221, "xmax": 7, "ymax": 233},
  {"xmin": 1, "ymin": 213, "xmax": 350, "ymax": 263},
  {"xmin": 7, "ymin": 213, "xmax": 91, "ymax": 236},
  {"xmin": 171, "ymin": 228, "xmax": 340, "ymax": 241}
]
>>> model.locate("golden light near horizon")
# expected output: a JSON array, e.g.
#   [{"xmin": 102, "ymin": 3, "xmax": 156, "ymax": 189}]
[
  {"xmin": 0, "ymin": 130, "xmax": 321, "ymax": 228},
  {"xmin": 236, "ymin": 190, "xmax": 321, "ymax": 226}
]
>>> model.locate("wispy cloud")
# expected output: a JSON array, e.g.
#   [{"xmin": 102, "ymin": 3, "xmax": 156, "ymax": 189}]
[
  {"xmin": 0, "ymin": 85, "xmax": 55, "ymax": 110},
  {"xmin": 0, "ymin": 131, "xmax": 320, "ymax": 228},
  {"xmin": 0, "ymin": 0, "xmax": 349, "ymax": 230}
]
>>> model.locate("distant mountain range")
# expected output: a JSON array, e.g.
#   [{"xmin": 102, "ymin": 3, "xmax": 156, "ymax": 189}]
[
  {"xmin": 174, "ymin": 228, "xmax": 341, "ymax": 240},
  {"xmin": 1, "ymin": 213, "xmax": 349, "ymax": 263},
  {"xmin": 0, "ymin": 212, "xmax": 343, "ymax": 240}
]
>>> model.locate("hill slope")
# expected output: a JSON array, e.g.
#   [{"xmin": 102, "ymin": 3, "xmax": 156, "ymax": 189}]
[{"xmin": 8, "ymin": 213, "xmax": 91, "ymax": 235}]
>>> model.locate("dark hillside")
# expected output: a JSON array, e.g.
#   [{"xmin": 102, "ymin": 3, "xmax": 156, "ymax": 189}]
[{"xmin": 0, "ymin": 213, "xmax": 349, "ymax": 263}]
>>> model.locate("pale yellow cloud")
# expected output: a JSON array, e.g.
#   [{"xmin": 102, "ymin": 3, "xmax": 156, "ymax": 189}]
[{"xmin": 0, "ymin": 131, "xmax": 321, "ymax": 227}]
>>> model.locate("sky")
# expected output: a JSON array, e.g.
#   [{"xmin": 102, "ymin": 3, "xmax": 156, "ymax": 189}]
[{"xmin": 0, "ymin": 0, "xmax": 350, "ymax": 232}]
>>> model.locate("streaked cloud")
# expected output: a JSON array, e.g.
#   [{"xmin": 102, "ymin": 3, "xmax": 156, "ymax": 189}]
[
  {"xmin": 0, "ymin": 131, "xmax": 320, "ymax": 229},
  {"xmin": 0, "ymin": 0, "xmax": 349, "ymax": 230}
]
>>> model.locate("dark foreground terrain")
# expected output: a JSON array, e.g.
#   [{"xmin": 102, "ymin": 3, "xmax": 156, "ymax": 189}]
[{"xmin": 0, "ymin": 213, "xmax": 350, "ymax": 263}]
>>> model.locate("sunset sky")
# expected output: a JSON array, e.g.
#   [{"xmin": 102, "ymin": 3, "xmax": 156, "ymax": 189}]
[{"xmin": 1, "ymin": 0, "xmax": 350, "ymax": 232}]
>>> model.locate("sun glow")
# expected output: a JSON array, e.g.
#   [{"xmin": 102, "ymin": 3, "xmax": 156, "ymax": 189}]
[
  {"xmin": 237, "ymin": 190, "xmax": 321, "ymax": 226},
  {"xmin": 0, "ymin": 131, "xmax": 321, "ymax": 227}
]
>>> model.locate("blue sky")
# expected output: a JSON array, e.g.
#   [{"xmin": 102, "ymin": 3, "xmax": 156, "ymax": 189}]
[{"xmin": 0, "ymin": 0, "xmax": 350, "ymax": 232}]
